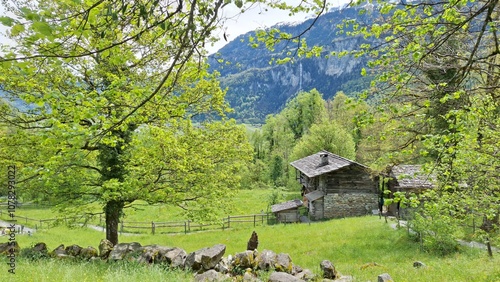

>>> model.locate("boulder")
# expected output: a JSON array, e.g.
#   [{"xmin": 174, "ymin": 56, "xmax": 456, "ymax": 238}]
[
  {"xmin": 378, "ymin": 273, "xmax": 394, "ymax": 282},
  {"xmin": 51, "ymin": 244, "xmax": 67, "ymax": 257},
  {"xmin": 232, "ymin": 250, "xmax": 256, "ymax": 270},
  {"xmin": 65, "ymin": 244, "xmax": 82, "ymax": 256},
  {"xmin": 295, "ymin": 269, "xmax": 315, "ymax": 281},
  {"xmin": 413, "ymin": 261, "xmax": 426, "ymax": 268},
  {"xmin": 136, "ymin": 245, "xmax": 186, "ymax": 266},
  {"xmin": 0, "ymin": 241, "xmax": 20, "ymax": 255},
  {"xmin": 215, "ymin": 257, "xmax": 230, "ymax": 274},
  {"xmin": 185, "ymin": 244, "xmax": 226, "ymax": 272},
  {"xmin": 320, "ymin": 260, "xmax": 337, "ymax": 279},
  {"xmin": 292, "ymin": 264, "xmax": 303, "ymax": 275},
  {"xmin": 201, "ymin": 244, "xmax": 226, "ymax": 270},
  {"xmin": 32, "ymin": 242, "xmax": 48, "ymax": 253},
  {"xmin": 247, "ymin": 231, "xmax": 259, "ymax": 251},
  {"xmin": 242, "ymin": 269, "xmax": 262, "ymax": 282},
  {"xmin": 109, "ymin": 242, "xmax": 142, "ymax": 261},
  {"xmin": 20, "ymin": 242, "xmax": 47, "ymax": 259},
  {"xmin": 194, "ymin": 269, "xmax": 228, "ymax": 281},
  {"xmin": 274, "ymin": 253, "xmax": 293, "ymax": 273},
  {"xmin": 255, "ymin": 249, "xmax": 276, "ymax": 271},
  {"xmin": 98, "ymin": 239, "xmax": 113, "ymax": 259},
  {"xmin": 165, "ymin": 247, "xmax": 187, "ymax": 268},
  {"xmin": 268, "ymin": 272, "xmax": 305, "ymax": 282},
  {"xmin": 109, "ymin": 243, "xmax": 129, "ymax": 260},
  {"xmin": 136, "ymin": 245, "xmax": 156, "ymax": 264},
  {"xmin": 80, "ymin": 246, "xmax": 98, "ymax": 260}
]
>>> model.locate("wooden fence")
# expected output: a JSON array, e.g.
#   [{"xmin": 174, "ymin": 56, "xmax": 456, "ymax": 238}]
[
  {"xmin": 117, "ymin": 213, "xmax": 277, "ymax": 234},
  {"xmin": 0, "ymin": 209, "xmax": 278, "ymax": 235},
  {"xmin": 0, "ymin": 210, "xmax": 92, "ymax": 230}
]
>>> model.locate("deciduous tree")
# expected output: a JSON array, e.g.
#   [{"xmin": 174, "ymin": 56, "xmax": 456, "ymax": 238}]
[
  {"xmin": 344, "ymin": 0, "xmax": 500, "ymax": 253},
  {"xmin": 0, "ymin": 0, "xmax": 255, "ymax": 244}
]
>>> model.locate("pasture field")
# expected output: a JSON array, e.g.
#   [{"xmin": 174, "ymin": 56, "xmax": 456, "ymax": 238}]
[{"xmin": 1, "ymin": 188, "xmax": 500, "ymax": 281}]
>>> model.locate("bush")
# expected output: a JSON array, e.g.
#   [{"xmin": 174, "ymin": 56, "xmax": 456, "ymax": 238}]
[
  {"xmin": 267, "ymin": 187, "xmax": 286, "ymax": 211},
  {"xmin": 409, "ymin": 209, "xmax": 460, "ymax": 256},
  {"xmin": 20, "ymin": 244, "xmax": 49, "ymax": 261}
]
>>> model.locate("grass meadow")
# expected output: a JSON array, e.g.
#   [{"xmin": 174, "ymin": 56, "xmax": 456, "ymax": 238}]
[
  {"xmin": 1, "ymin": 189, "xmax": 500, "ymax": 281},
  {"xmin": 4, "ymin": 189, "xmax": 296, "ymax": 226}
]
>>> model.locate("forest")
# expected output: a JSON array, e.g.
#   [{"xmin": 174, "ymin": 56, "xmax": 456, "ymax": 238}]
[{"xmin": 0, "ymin": 0, "xmax": 499, "ymax": 258}]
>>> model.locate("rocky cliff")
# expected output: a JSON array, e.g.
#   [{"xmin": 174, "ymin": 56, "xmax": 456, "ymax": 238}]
[{"xmin": 209, "ymin": 6, "xmax": 377, "ymax": 123}]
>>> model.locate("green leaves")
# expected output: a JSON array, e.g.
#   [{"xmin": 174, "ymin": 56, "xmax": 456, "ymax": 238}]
[
  {"xmin": 10, "ymin": 24, "xmax": 25, "ymax": 36},
  {"xmin": 0, "ymin": 0, "xmax": 262, "ymax": 242},
  {"xmin": 0, "ymin": 16, "xmax": 15, "ymax": 27},
  {"xmin": 32, "ymin": 22, "xmax": 53, "ymax": 37}
]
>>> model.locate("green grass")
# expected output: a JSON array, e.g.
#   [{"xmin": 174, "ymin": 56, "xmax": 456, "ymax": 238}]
[
  {"xmin": 4, "ymin": 216, "xmax": 500, "ymax": 281},
  {"xmin": 9, "ymin": 259, "xmax": 194, "ymax": 282},
  {"xmin": 2, "ymin": 189, "xmax": 500, "ymax": 281}
]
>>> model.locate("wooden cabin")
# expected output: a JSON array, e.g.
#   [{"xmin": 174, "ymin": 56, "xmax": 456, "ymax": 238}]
[
  {"xmin": 385, "ymin": 165, "xmax": 435, "ymax": 217},
  {"xmin": 270, "ymin": 199, "xmax": 303, "ymax": 223},
  {"xmin": 290, "ymin": 150, "xmax": 378, "ymax": 219}
]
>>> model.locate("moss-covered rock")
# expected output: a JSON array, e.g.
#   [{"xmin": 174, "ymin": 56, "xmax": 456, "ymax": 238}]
[
  {"xmin": 274, "ymin": 253, "xmax": 293, "ymax": 274},
  {"xmin": 80, "ymin": 246, "xmax": 98, "ymax": 260}
]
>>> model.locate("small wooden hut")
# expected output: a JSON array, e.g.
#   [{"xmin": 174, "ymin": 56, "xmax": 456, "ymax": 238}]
[
  {"xmin": 270, "ymin": 199, "xmax": 303, "ymax": 223},
  {"xmin": 386, "ymin": 165, "xmax": 435, "ymax": 216}
]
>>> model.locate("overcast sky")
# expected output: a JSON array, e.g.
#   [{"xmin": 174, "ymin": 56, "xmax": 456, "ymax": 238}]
[
  {"xmin": 0, "ymin": 0, "xmax": 353, "ymax": 54},
  {"xmin": 209, "ymin": 0, "xmax": 352, "ymax": 53}
]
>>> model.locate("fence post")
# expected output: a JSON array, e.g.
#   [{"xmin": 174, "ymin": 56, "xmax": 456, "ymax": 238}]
[
  {"xmin": 254, "ymin": 215, "xmax": 256, "ymax": 227},
  {"xmin": 120, "ymin": 221, "xmax": 124, "ymax": 233},
  {"xmin": 227, "ymin": 216, "xmax": 230, "ymax": 229},
  {"xmin": 184, "ymin": 221, "xmax": 187, "ymax": 234},
  {"xmin": 151, "ymin": 221, "xmax": 155, "ymax": 235},
  {"xmin": 187, "ymin": 220, "xmax": 191, "ymax": 233}
]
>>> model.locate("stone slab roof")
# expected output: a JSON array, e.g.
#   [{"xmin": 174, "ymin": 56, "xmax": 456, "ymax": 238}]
[
  {"xmin": 290, "ymin": 150, "xmax": 367, "ymax": 178},
  {"xmin": 305, "ymin": 190, "xmax": 324, "ymax": 202},
  {"xmin": 390, "ymin": 165, "xmax": 435, "ymax": 189},
  {"xmin": 270, "ymin": 199, "xmax": 303, "ymax": 213}
]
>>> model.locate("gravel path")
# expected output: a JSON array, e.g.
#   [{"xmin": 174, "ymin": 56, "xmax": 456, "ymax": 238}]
[{"xmin": 0, "ymin": 219, "xmax": 36, "ymax": 235}]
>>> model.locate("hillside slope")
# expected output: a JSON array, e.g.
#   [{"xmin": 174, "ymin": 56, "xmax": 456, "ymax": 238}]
[{"xmin": 208, "ymin": 6, "xmax": 377, "ymax": 123}]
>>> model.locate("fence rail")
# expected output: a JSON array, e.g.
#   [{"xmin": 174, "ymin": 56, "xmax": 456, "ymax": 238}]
[{"xmin": 0, "ymin": 209, "xmax": 277, "ymax": 235}]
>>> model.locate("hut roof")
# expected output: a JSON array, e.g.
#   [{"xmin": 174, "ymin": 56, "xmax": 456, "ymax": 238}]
[
  {"xmin": 390, "ymin": 165, "xmax": 435, "ymax": 189},
  {"xmin": 290, "ymin": 150, "xmax": 368, "ymax": 178},
  {"xmin": 305, "ymin": 190, "xmax": 324, "ymax": 202},
  {"xmin": 271, "ymin": 199, "xmax": 303, "ymax": 213}
]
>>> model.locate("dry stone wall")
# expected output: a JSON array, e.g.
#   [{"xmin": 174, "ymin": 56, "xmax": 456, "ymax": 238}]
[{"xmin": 324, "ymin": 193, "xmax": 378, "ymax": 218}]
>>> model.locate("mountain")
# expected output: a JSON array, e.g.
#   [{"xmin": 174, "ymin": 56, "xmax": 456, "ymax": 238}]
[{"xmin": 208, "ymin": 5, "xmax": 378, "ymax": 123}]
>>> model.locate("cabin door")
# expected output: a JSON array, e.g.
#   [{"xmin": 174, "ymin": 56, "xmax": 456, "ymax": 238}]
[{"xmin": 309, "ymin": 198, "xmax": 324, "ymax": 220}]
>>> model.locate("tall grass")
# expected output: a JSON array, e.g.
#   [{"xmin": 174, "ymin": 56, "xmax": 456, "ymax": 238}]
[
  {"xmin": 4, "ymin": 216, "xmax": 500, "ymax": 281},
  {"xmin": 10, "ymin": 259, "xmax": 193, "ymax": 282}
]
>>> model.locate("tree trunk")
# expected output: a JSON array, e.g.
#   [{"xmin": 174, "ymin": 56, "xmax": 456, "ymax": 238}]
[{"xmin": 105, "ymin": 200, "xmax": 124, "ymax": 245}]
